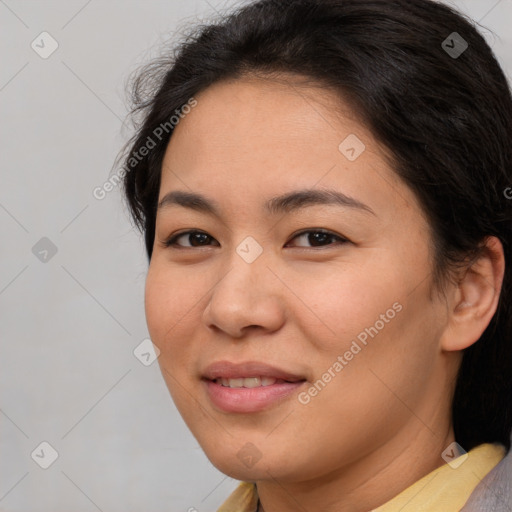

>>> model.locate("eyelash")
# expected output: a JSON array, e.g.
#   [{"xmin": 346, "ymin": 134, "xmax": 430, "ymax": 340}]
[{"xmin": 161, "ymin": 229, "xmax": 348, "ymax": 250}]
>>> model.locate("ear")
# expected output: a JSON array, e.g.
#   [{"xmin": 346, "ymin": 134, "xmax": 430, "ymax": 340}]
[{"xmin": 440, "ymin": 236, "xmax": 505, "ymax": 352}]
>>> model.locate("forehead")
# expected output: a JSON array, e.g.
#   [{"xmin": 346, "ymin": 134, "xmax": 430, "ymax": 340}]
[
  {"xmin": 166, "ymin": 75, "xmax": 364, "ymax": 158},
  {"xmin": 159, "ymin": 76, "xmax": 418, "ymax": 219}
]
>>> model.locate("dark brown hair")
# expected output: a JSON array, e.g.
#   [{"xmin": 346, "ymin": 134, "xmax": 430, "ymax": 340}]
[{"xmin": 118, "ymin": 0, "xmax": 512, "ymax": 451}]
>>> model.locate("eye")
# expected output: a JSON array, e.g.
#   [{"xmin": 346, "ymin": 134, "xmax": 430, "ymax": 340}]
[
  {"xmin": 161, "ymin": 229, "xmax": 347, "ymax": 249},
  {"xmin": 161, "ymin": 230, "xmax": 219, "ymax": 248},
  {"xmin": 285, "ymin": 229, "xmax": 348, "ymax": 248}
]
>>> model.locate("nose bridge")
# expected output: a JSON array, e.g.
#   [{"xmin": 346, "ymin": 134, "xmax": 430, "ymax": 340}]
[
  {"xmin": 202, "ymin": 236, "xmax": 285, "ymax": 336},
  {"xmin": 220, "ymin": 235, "xmax": 272, "ymax": 308},
  {"xmin": 235, "ymin": 235, "xmax": 265, "ymax": 266}
]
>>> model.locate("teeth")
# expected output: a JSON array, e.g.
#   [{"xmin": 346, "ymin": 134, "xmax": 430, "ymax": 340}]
[
  {"xmin": 216, "ymin": 376, "xmax": 278, "ymax": 388},
  {"xmin": 243, "ymin": 377, "xmax": 261, "ymax": 388}
]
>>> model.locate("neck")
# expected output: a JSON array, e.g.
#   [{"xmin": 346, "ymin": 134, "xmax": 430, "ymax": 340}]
[{"xmin": 255, "ymin": 423, "xmax": 455, "ymax": 512}]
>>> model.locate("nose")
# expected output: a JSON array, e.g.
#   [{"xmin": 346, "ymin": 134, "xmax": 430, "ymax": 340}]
[{"xmin": 201, "ymin": 251, "xmax": 286, "ymax": 339}]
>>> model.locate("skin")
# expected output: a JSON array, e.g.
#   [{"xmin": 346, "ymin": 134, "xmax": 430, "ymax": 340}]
[{"xmin": 144, "ymin": 75, "xmax": 505, "ymax": 512}]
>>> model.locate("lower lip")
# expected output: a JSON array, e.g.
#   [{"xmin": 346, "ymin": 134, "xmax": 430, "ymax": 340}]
[{"xmin": 204, "ymin": 379, "xmax": 306, "ymax": 413}]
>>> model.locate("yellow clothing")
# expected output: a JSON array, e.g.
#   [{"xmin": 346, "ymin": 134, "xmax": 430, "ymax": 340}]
[
  {"xmin": 217, "ymin": 443, "xmax": 505, "ymax": 512},
  {"xmin": 373, "ymin": 443, "xmax": 505, "ymax": 512},
  {"xmin": 218, "ymin": 481, "xmax": 259, "ymax": 512}
]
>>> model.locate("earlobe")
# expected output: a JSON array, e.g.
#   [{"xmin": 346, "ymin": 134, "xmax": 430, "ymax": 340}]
[{"xmin": 440, "ymin": 236, "xmax": 505, "ymax": 352}]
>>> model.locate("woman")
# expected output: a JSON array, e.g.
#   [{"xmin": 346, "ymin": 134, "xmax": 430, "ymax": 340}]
[{"xmin": 118, "ymin": 0, "xmax": 512, "ymax": 510}]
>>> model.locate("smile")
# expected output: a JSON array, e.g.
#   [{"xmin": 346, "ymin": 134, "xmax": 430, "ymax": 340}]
[{"xmin": 202, "ymin": 360, "xmax": 308, "ymax": 413}]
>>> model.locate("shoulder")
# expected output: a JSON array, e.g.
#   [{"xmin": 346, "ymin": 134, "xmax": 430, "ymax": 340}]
[{"xmin": 462, "ymin": 441, "xmax": 512, "ymax": 511}]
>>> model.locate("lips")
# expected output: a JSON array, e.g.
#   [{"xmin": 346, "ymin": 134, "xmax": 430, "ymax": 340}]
[{"xmin": 202, "ymin": 361, "xmax": 307, "ymax": 413}]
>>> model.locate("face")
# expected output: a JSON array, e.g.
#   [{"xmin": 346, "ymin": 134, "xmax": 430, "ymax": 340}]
[{"xmin": 145, "ymin": 76, "xmax": 455, "ymax": 484}]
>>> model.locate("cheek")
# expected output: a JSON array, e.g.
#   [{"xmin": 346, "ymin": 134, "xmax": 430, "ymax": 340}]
[
  {"xmin": 318, "ymin": 286, "xmax": 438, "ymax": 413},
  {"xmin": 291, "ymin": 298, "xmax": 439, "ymax": 466},
  {"xmin": 144, "ymin": 268, "xmax": 172, "ymax": 348},
  {"xmin": 144, "ymin": 264, "xmax": 203, "ymax": 415},
  {"xmin": 144, "ymin": 262, "xmax": 204, "ymax": 360},
  {"xmin": 284, "ymin": 255, "xmax": 408, "ymax": 354},
  {"xmin": 287, "ymin": 246, "xmax": 438, "ymax": 398}
]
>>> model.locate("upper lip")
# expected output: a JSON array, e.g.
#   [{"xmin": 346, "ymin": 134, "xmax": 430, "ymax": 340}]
[{"xmin": 202, "ymin": 361, "xmax": 306, "ymax": 382}]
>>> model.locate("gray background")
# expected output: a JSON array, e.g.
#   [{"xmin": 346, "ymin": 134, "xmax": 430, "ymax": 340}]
[{"xmin": 1, "ymin": 1, "xmax": 511, "ymax": 511}]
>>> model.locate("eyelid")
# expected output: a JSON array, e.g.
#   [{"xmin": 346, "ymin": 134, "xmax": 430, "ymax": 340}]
[
  {"xmin": 285, "ymin": 228, "xmax": 348, "ymax": 247},
  {"xmin": 161, "ymin": 229, "xmax": 218, "ymax": 249},
  {"xmin": 161, "ymin": 228, "xmax": 349, "ymax": 249}
]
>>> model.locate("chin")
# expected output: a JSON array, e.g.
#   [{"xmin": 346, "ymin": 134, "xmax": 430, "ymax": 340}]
[
  {"xmin": 197, "ymin": 438, "xmax": 273, "ymax": 479},
  {"xmin": 201, "ymin": 438, "xmax": 302, "ymax": 482},
  {"xmin": 211, "ymin": 459, "xmax": 268, "ymax": 481}
]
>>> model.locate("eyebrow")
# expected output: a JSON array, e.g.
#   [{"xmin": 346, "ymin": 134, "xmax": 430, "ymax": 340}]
[{"xmin": 157, "ymin": 189, "xmax": 376, "ymax": 217}]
